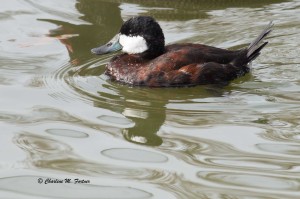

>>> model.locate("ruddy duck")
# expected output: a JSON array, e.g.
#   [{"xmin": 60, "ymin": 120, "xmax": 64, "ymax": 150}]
[{"xmin": 91, "ymin": 16, "xmax": 273, "ymax": 87}]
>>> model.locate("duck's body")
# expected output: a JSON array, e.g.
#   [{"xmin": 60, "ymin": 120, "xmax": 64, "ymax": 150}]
[
  {"xmin": 92, "ymin": 16, "xmax": 273, "ymax": 87},
  {"xmin": 106, "ymin": 44, "xmax": 247, "ymax": 87}
]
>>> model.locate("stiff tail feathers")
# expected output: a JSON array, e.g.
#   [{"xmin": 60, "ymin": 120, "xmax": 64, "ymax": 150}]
[{"xmin": 247, "ymin": 21, "xmax": 273, "ymax": 62}]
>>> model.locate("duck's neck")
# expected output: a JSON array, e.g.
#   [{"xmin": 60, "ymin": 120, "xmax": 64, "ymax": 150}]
[
  {"xmin": 140, "ymin": 46, "xmax": 164, "ymax": 59},
  {"xmin": 142, "ymin": 37, "xmax": 165, "ymax": 59}
]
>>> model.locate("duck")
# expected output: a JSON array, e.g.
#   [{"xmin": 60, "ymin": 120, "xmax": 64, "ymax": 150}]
[{"xmin": 91, "ymin": 16, "xmax": 273, "ymax": 87}]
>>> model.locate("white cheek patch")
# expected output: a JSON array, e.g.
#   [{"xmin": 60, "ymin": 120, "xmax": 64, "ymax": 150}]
[{"xmin": 119, "ymin": 34, "xmax": 148, "ymax": 54}]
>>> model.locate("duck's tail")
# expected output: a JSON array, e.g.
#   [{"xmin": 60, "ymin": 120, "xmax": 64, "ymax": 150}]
[{"xmin": 246, "ymin": 21, "xmax": 273, "ymax": 62}]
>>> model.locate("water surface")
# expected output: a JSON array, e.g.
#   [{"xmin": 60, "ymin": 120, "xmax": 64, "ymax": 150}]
[{"xmin": 1, "ymin": 0, "xmax": 300, "ymax": 198}]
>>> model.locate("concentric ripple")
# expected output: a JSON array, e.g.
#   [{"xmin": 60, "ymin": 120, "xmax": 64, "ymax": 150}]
[{"xmin": 13, "ymin": 133, "xmax": 72, "ymax": 155}]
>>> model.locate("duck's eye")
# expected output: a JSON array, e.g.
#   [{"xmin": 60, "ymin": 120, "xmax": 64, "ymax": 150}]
[{"xmin": 107, "ymin": 42, "xmax": 112, "ymax": 47}]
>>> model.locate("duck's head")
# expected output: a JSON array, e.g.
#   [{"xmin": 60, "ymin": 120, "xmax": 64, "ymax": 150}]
[{"xmin": 91, "ymin": 16, "xmax": 165, "ymax": 59}]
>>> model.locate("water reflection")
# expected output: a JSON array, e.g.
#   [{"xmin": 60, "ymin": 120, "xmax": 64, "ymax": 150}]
[
  {"xmin": 42, "ymin": 0, "xmax": 122, "ymax": 63},
  {"xmin": 93, "ymin": 85, "xmax": 225, "ymax": 146},
  {"xmin": 105, "ymin": 0, "xmax": 289, "ymax": 20},
  {"xmin": 93, "ymin": 86, "xmax": 167, "ymax": 146},
  {"xmin": 121, "ymin": 97, "xmax": 166, "ymax": 146}
]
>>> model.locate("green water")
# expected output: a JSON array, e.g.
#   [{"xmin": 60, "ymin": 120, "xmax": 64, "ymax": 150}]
[{"xmin": 1, "ymin": 0, "xmax": 300, "ymax": 198}]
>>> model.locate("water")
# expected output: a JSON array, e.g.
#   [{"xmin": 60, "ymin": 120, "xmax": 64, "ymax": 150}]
[{"xmin": 1, "ymin": 0, "xmax": 300, "ymax": 198}]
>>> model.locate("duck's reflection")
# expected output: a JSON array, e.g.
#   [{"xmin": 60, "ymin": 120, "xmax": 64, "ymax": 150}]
[
  {"xmin": 93, "ymin": 86, "xmax": 170, "ymax": 146},
  {"xmin": 93, "ymin": 85, "xmax": 226, "ymax": 146},
  {"xmin": 121, "ymin": 102, "xmax": 165, "ymax": 146}
]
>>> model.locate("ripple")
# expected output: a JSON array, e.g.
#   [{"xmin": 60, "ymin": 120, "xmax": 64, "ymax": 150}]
[
  {"xmin": 205, "ymin": 157, "xmax": 288, "ymax": 170},
  {"xmin": 46, "ymin": 129, "xmax": 89, "ymax": 138},
  {"xmin": 256, "ymin": 143, "xmax": 300, "ymax": 156},
  {"xmin": 43, "ymin": 61, "xmax": 84, "ymax": 103},
  {"xmin": 197, "ymin": 171, "xmax": 300, "ymax": 191},
  {"xmin": 35, "ymin": 157, "xmax": 172, "ymax": 182},
  {"xmin": 0, "ymin": 176, "xmax": 152, "ymax": 199},
  {"xmin": 13, "ymin": 133, "xmax": 72, "ymax": 154},
  {"xmin": 1, "ymin": 107, "xmax": 80, "ymax": 124},
  {"xmin": 163, "ymin": 179, "xmax": 299, "ymax": 199},
  {"xmin": 159, "ymin": 131, "xmax": 237, "ymax": 165},
  {"xmin": 101, "ymin": 148, "xmax": 168, "ymax": 163},
  {"xmin": 0, "ymin": 112, "xmax": 22, "ymax": 122}
]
